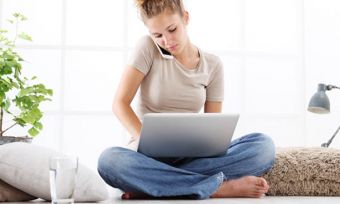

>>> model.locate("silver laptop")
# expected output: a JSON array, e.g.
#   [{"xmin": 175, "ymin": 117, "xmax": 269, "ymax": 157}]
[{"xmin": 137, "ymin": 113, "xmax": 239, "ymax": 157}]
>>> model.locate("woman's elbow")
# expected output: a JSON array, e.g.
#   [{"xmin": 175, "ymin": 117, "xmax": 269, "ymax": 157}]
[
  {"xmin": 112, "ymin": 99, "xmax": 128, "ymax": 116},
  {"xmin": 112, "ymin": 99, "xmax": 121, "ymax": 115}
]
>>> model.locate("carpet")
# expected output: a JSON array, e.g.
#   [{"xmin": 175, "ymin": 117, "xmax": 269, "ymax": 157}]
[{"xmin": 263, "ymin": 147, "xmax": 340, "ymax": 196}]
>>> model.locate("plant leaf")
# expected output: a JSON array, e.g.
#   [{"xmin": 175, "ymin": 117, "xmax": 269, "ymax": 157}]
[
  {"xmin": 3, "ymin": 98, "xmax": 11, "ymax": 111},
  {"xmin": 47, "ymin": 89, "xmax": 53, "ymax": 96},
  {"xmin": 33, "ymin": 121, "xmax": 43, "ymax": 130},
  {"xmin": 28, "ymin": 127, "xmax": 39, "ymax": 137},
  {"xmin": 14, "ymin": 117, "xmax": 26, "ymax": 127},
  {"xmin": 13, "ymin": 13, "xmax": 27, "ymax": 21},
  {"xmin": 18, "ymin": 87, "xmax": 34, "ymax": 97},
  {"xmin": 18, "ymin": 32, "xmax": 32, "ymax": 41}
]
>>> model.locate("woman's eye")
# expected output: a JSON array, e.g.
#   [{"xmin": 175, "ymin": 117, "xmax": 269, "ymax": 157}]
[{"xmin": 169, "ymin": 28, "xmax": 177, "ymax": 33}]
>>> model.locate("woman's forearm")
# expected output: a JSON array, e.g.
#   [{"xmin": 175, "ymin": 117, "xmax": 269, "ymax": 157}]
[{"xmin": 113, "ymin": 101, "xmax": 142, "ymax": 140}]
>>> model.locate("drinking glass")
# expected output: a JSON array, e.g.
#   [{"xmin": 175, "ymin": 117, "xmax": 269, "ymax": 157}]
[{"xmin": 49, "ymin": 156, "xmax": 78, "ymax": 204}]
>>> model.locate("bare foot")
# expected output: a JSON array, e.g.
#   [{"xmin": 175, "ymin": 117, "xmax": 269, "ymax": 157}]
[
  {"xmin": 211, "ymin": 176, "xmax": 269, "ymax": 198},
  {"xmin": 121, "ymin": 192, "xmax": 153, "ymax": 200}
]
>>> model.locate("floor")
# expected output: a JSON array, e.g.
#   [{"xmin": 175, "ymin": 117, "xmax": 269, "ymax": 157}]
[
  {"xmin": 4, "ymin": 196, "xmax": 340, "ymax": 204},
  {"xmin": 107, "ymin": 196, "xmax": 340, "ymax": 204}
]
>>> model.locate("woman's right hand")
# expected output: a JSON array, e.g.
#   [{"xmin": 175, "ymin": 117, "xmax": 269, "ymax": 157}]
[{"xmin": 126, "ymin": 137, "xmax": 140, "ymax": 151}]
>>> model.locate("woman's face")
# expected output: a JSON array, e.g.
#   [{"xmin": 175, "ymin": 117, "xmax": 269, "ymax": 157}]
[{"xmin": 145, "ymin": 9, "xmax": 189, "ymax": 56}]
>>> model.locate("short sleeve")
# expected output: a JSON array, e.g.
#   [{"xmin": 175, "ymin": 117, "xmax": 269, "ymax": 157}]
[
  {"xmin": 127, "ymin": 36, "xmax": 155, "ymax": 75},
  {"xmin": 206, "ymin": 57, "xmax": 224, "ymax": 102}
]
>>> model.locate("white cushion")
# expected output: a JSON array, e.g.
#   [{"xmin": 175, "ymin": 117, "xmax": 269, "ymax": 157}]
[
  {"xmin": 0, "ymin": 142, "xmax": 109, "ymax": 202},
  {"xmin": 0, "ymin": 179, "xmax": 36, "ymax": 202}
]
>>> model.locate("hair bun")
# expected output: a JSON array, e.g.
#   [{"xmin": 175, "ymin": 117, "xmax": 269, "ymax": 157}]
[
  {"xmin": 135, "ymin": 0, "xmax": 185, "ymax": 20},
  {"xmin": 135, "ymin": 0, "xmax": 145, "ymax": 7}
]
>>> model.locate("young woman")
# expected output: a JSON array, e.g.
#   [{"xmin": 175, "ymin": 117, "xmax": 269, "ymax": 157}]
[{"xmin": 98, "ymin": 0, "xmax": 275, "ymax": 199}]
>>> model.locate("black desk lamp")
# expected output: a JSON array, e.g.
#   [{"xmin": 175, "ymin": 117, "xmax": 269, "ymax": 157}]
[{"xmin": 308, "ymin": 83, "xmax": 340, "ymax": 147}]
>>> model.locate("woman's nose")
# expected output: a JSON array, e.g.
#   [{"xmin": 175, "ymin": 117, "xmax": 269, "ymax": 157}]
[
  {"xmin": 162, "ymin": 36, "xmax": 168, "ymax": 46},
  {"xmin": 162, "ymin": 33, "xmax": 173, "ymax": 47}
]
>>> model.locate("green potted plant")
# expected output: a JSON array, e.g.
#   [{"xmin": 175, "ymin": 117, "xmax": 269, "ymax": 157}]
[{"xmin": 0, "ymin": 13, "xmax": 53, "ymax": 145}]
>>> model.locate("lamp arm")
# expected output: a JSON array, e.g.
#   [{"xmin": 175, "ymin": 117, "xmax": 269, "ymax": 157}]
[
  {"xmin": 326, "ymin": 85, "xmax": 340, "ymax": 90},
  {"xmin": 321, "ymin": 125, "xmax": 340, "ymax": 147}
]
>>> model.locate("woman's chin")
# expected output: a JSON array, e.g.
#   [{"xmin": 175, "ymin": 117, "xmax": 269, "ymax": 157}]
[{"xmin": 169, "ymin": 49, "xmax": 179, "ymax": 56}]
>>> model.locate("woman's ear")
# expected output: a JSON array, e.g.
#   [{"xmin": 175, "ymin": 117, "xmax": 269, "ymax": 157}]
[{"xmin": 183, "ymin": 10, "xmax": 189, "ymax": 25}]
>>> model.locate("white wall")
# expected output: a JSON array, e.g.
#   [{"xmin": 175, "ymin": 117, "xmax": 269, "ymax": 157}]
[{"xmin": 1, "ymin": 0, "xmax": 340, "ymax": 170}]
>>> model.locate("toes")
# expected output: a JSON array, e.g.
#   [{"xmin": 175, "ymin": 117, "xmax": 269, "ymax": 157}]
[
  {"xmin": 256, "ymin": 177, "xmax": 268, "ymax": 188},
  {"xmin": 121, "ymin": 192, "xmax": 130, "ymax": 200},
  {"xmin": 256, "ymin": 189, "xmax": 268, "ymax": 194},
  {"xmin": 253, "ymin": 190, "xmax": 266, "ymax": 198}
]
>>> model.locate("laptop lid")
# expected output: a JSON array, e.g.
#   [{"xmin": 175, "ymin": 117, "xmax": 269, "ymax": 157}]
[{"xmin": 137, "ymin": 113, "xmax": 239, "ymax": 157}]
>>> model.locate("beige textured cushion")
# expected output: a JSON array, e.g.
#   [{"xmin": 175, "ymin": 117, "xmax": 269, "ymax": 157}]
[
  {"xmin": 0, "ymin": 142, "xmax": 109, "ymax": 202},
  {"xmin": 0, "ymin": 179, "xmax": 36, "ymax": 202},
  {"xmin": 263, "ymin": 147, "xmax": 340, "ymax": 196}
]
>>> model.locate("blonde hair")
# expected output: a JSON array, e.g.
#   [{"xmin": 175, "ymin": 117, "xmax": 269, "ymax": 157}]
[{"xmin": 135, "ymin": 0, "xmax": 185, "ymax": 21}]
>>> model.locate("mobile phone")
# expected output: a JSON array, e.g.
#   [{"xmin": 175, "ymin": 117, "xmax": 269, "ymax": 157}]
[{"xmin": 153, "ymin": 41, "xmax": 174, "ymax": 60}]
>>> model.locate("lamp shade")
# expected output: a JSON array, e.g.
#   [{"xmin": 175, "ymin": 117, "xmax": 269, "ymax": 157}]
[{"xmin": 308, "ymin": 84, "xmax": 330, "ymax": 114}]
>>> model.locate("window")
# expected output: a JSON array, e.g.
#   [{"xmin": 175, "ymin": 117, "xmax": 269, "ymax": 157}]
[{"xmin": 2, "ymin": 0, "xmax": 340, "ymax": 170}]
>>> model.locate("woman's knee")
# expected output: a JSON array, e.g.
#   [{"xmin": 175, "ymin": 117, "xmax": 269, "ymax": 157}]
[{"xmin": 97, "ymin": 146, "xmax": 131, "ymax": 178}]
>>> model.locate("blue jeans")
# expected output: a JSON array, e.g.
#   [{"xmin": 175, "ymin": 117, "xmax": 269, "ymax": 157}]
[{"xmin": 97, "ymin": 133, "xmax": 275, "ymax": 199}]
